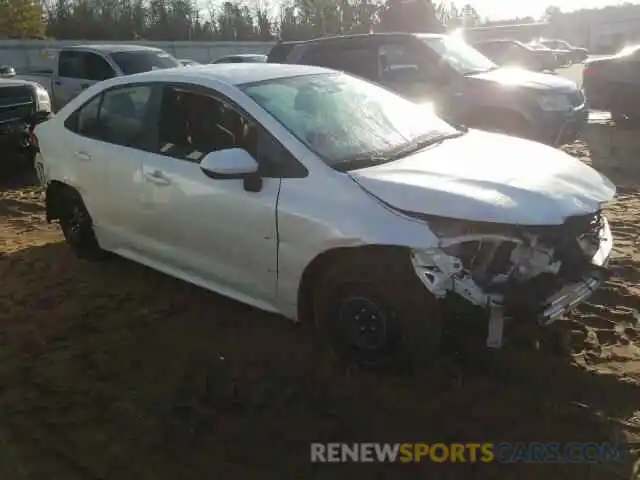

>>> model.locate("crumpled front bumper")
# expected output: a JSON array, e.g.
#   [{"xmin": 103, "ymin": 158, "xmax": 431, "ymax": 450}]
[
  {"xmin": 535, "ymin": 216, "xmax": 613, "ymax": 326},
  {"xmin": 538, "ymin": 265, "xmax": 609, "ymax": 326},
  {"xmin": 411, "ymin": 214, "xmax": 614, "ymax": 347}
]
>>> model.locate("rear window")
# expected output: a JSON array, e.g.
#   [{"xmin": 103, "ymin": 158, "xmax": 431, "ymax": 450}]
[{"xmin": 109, "ymin": 51, "xmax": 180, "ymax": 75}]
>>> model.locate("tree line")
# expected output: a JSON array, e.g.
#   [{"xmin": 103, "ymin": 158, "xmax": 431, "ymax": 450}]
[{"xmin": 0, "ymin": 0, "xmax": 486, "ymax": 41}]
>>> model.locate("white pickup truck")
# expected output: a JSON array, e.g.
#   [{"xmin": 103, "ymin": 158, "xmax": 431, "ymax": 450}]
[{"xmin": 17, "ymin": 44, "xmax": 182, "ymax": 111}]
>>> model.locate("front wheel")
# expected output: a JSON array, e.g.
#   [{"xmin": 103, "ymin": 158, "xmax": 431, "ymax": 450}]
[{"xmin": 312, "ymin": 249, "xmax": 443, "ymax": 372}]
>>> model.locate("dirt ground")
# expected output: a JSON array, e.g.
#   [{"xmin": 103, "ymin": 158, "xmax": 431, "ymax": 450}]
[{"xmin": 1, "ymin": 125, "xmax": 639, "ymax": 479}]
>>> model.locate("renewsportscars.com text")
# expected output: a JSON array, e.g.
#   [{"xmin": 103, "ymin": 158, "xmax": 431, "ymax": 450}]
[{"xmin": 310, "ymin": 442, "xmax": 622, "ymax": 464}]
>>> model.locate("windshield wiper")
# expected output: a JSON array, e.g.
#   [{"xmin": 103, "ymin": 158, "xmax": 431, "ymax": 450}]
[
  {"xmin": 464, "ymin": 66, "xmax": 499, "ymax": 75},
  {"xmin": 334, "ymin": 131, "xmax": 467, "ymax": 172},
  {"xmin": 389, "ymin": 131, "xmax": 466, "ymax": 159},
  {"xmin": 333, "ymin": 154, "xmax": 396, "ymax": 172}
]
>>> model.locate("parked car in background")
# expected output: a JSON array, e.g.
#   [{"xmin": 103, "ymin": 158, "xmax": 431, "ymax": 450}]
[
  {"xmin": 210, "ymin": 54, "xmax": 267, "ymax": 64},
  {"xmin": 16, "ymin": 44, "xmax": 181, "ymax": 111},
  {"xmin": 267, "ymin": 41, "xmax": 302, "ymax": 63},
  {"xmin": 0, "ymin": 78, "xmax": 51, "ymax": 176},
  {"xmin": 270, "ymin": 33, "xmax": 587, "ymax": 146},
  {"xmin": 0, "ymin": 65, "xmax": 16, "ymax": 78},
  {"xmin": 179, "ymin": 59, "xmax": 200, "ymax": 66},
  {"xmin": 526, "ymin": 41, "xmax": 566, "ymax": 68},
  {"xmin": 539, "ymin": 39, "xmax": 588, "ymax": 63},
  {"xmin": 34, "ymin": 64, "xmax": 615, "ymax": 371},
  {"xmin": 471, "ymin": 39, "xmax": 556, "ymax": 72},
  {"xmin": 583, "ymin": 44, "xmax": 640, "ymax": 122}
]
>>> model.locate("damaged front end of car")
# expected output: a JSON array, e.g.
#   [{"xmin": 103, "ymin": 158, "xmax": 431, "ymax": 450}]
[{"xmin": 409, "ymin": 210, "xmax": 614, "ymax": 348}]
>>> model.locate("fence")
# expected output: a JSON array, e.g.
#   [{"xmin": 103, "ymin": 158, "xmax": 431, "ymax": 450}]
[{"xmin": 0, "ymin": 40, "xmax": 276, "ymax": 71}]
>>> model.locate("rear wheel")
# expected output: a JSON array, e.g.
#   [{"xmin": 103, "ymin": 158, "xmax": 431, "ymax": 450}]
[
  {"xmin": 57, "ymin": 189, "xmax": 109, "ymax": 261},
  {"xmin": 312, "ymin": 249, "xmax": 443, "ymax": 372}
]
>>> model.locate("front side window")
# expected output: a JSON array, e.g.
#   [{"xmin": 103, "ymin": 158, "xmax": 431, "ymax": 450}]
[
  {"xmin": 241, "ymin": 72, "xmax": 459, "ymax": 170},
  {"xmin": 110, "ymin": 51, "xmax": 181, "ymax": 75},
  {"xmin": 420, "ymin": 35, "xmax": 497, "ymax": 75},
  {"xmin": 84, "ymin": 53, "xmax": 115, "ymax": 81},
  {"xmin": 156, "ymin": 86, "xmax": 258, "ymax": 163},
  {"xmin": 58, "ymin": 51, "xmax": 84, "ymax": 78}
]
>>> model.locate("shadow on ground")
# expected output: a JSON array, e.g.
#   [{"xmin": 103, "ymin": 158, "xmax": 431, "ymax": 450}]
[{"xmin": 0, "ymin": 241, "xmax": 638, "ymax": 478}]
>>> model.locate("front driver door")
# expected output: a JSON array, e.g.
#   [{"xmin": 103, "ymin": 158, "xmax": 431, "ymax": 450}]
[{"xmin": 139, "ymin": 84, "xmax": 280, "ymax": 305}]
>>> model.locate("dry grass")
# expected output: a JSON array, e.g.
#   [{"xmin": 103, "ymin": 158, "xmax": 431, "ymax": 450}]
[{"xmin": 0, "ymin": 130, "xmax": 639, "ymax": 479}]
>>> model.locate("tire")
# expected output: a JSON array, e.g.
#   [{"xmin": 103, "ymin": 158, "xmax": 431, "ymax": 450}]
[
  {"xmin": 58, "ymin": 189, "xmax": 108, "ymax": 261},
  {"xmin": 312, "ymin": 249, "xmax": 443, "ymax": 372}
]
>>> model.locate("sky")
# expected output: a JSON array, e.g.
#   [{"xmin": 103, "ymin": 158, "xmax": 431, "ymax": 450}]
[{"xmin": 469, "ymin": 0, "xmax": 630, "ymax": 20}]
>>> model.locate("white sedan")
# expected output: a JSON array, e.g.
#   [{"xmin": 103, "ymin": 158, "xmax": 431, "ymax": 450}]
[{"xmin": 33, "ymin": 63, "xmax": 615, "ymax": 371}]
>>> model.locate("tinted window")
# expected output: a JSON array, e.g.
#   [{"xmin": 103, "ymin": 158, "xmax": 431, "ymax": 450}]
[
  {"xmin": 379, "ymin": 42, "xmax": 435, "ymax": 83},
  {"xmin": 58, "ymin": 51, "xmax": 84, "ymax": 78},
  {"xmin": 84, "ymin": 52, "xmax": 115, "ymax": 81},
  {"xmin": 110, "ymin": 51, "xmax": 180, "ymax": 75},
  {"xmin": 305, "ymin": 46, "xmax": 379, "ymax": 80},
  {"xmin": 267, "ymin": 43, "xmax": 298, "ymax": 63},
  {"xmin": 420, "ymin": 35, "xmax": 496, "ymax": 75}
]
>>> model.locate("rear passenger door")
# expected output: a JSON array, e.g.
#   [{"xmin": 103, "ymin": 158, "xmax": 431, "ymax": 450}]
[
  {"xmin": 63, "ymin": 83, "xmax": 160, "ymax": 249},
  {"xmin": 55, "ymin": 51, "xmax": 116, "ymax": 110}
]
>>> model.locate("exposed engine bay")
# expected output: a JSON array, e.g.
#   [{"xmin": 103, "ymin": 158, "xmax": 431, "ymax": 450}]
[{"xmin": 410, "ymin": 211, "xmax": 613, "ymax": 348}]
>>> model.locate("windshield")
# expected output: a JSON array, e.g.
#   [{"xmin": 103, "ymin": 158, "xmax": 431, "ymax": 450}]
[
  {"xmin": 110, "ymin": 51, "xmax": 180, "ymax": 75},
  {"xmin": 241, "ymin": 72, "xmax": 458, "ymax": 169},
  {"xmin": 420, "ymin": 35, "xmax": 497, "ymax": 75}
]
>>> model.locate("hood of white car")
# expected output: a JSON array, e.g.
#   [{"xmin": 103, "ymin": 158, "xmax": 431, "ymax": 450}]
[{"xmin": 349, "ymin": 130, "xmax": 616, "ymax": 226}]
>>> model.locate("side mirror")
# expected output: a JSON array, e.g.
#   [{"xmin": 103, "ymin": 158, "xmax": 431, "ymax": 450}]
[{"xmin": 200, "ymin": 148, "xmax": 259, "ymax": 179}]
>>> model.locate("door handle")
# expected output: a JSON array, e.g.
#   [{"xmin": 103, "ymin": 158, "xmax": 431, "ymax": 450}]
[
  {"xmin": 54, "ymin": 80, "xmax": 61, "ymax": 86},
  {"xmin": 144, "ymin": 170, "xmax": 170, "ymax": 185},
  {"xmin": 74, "ymin": 151, "xmax": 91, "ymax": 161}
]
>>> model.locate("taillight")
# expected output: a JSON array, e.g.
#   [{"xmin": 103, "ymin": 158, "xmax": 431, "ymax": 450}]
[
  {"xmin": 29, "ymin": 132, "xmax": 39, "ymax": 149},
  {"xmin": 583, "ymin": 65, "xmax": 597, "ymax": 77}
]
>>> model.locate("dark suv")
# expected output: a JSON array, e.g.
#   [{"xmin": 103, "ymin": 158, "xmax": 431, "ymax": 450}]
[{"xmin": 269, "ymin": 33, "xmax": 588, "ymax": 146}]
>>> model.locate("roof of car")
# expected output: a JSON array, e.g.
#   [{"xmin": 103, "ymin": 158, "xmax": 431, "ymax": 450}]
[
  {"xmin": 473, "ymin": 39, "xmax": 517, "ymax": 44},
  {"xmin": 298, "ymin": 32, "xmax": 445, "ymax": 44},
  {"xmin": 62, "ymin": 44, "xmax": 164, "ymax": 53},
  {"xmin": 125, "ymin": 63, "xmax": 332, "ymax": 86},
  {"xmin": 220, "ymin": 53, "xmax": 267, "ymax": 58}
]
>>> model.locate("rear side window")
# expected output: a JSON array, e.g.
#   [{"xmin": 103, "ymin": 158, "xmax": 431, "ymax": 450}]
[
  {"xmin": 66, "ymin": 94, "xmax": 102, "ymax": 136},
  {"xmin": 109, "ymin": 51, "xmax": 180, "ymax": 75},
  {"xmin": 64, "ymin": 85, "xmax": 157, "ymax": 150}
]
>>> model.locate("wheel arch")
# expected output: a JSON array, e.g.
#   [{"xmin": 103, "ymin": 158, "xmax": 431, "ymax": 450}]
[
  {"xmin": 45, "ymin": 180, "xmax": 79, "ymax": 223},
  {"xmin": 296, "ymin": 244, "xmax": 413, "ymax": 323}
]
